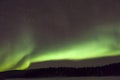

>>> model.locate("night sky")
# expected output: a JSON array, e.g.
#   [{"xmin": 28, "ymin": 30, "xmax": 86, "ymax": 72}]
[{"xmin": 0, "ymin": 0, "xmax": 120, "ymax": 72}]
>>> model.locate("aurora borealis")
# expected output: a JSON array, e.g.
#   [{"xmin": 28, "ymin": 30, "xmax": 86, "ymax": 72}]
[{"xmin": 0, "ymin": 0, "xmax": 120, "ymax": 72}]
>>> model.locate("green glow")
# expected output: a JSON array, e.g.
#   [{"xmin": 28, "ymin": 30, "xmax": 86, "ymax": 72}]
[
  {"xmin": 31, "ymin": 37, "xmax": 120, "ymax": 62},
  {"xmin": 0, "ymin": 24, "xmax": 120, "ymax": 72},
  {"xmin": 0, "ymin": 27, "xmax": 34, "ymax": 72},
  {"xmin": 30, "ymin": 24, "xmax": 120, "ymax": 62}
]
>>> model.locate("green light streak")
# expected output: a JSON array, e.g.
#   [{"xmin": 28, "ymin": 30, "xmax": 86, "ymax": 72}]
[
  {"xmin": 0, "ymin": 27, "xmax": 34, "ymax": 72},
  {"xmin": 0, "ymin": 24, "xmax": 120, "ymax": 72},
  {"xmin": 31, "ymin": 38, "xmax": 119, "ymax": 62}
]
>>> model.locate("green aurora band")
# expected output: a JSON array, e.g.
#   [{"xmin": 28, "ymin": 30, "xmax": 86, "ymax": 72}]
[
  {"xmin": 0, "ymin": 0, "xmax": 120, "ymax": 72},
  {"xmin": 0, "ymin": 24, "xmax": 120, "ymax": 72}
]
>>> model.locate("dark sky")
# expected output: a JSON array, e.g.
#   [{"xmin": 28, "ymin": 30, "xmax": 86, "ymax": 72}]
[{"xmin": 0, "ymin": 0, "xmax": 120, "ymax": 71}]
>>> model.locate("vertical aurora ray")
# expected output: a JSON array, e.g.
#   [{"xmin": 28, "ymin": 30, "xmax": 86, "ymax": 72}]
[{"xmin": 0, "ymin": 26, "xmax": 35, "ymax": 72}]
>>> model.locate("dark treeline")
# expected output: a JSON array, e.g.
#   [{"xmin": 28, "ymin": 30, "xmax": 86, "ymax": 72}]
[{"xmin": 0, "ymin": 62, "xmax": 120, "ymax": 79}]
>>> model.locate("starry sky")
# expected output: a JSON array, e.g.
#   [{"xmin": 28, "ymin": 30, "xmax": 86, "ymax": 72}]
[{"xmin": 0, "ymin": 0, "xmax": 120, "ymax": 72}]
